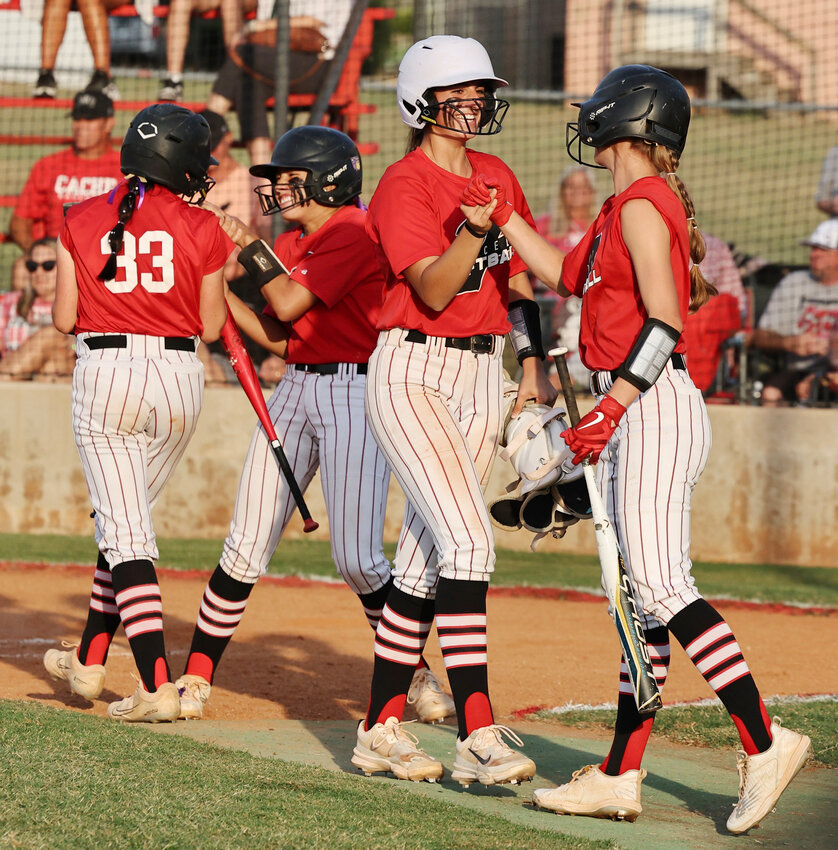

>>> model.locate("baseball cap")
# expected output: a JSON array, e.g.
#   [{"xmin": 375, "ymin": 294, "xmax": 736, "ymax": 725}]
[
  {"xmin": 71, "ymin": 89, "xmax": 114, "ymax": 120},
  {"xmin": 198, "ymin": 109, "xmax": 230, "ymax": 151},
  {"xmin": 801, "ymin": 219, "xmax": 838, "ymax": 250}
]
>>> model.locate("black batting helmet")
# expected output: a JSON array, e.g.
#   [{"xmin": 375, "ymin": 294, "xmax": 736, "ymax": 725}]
[
  {"xmin": 250, "ymin": 125, "xmax": 362, "ymax": 214},
  {"xmin": 120, "ymin": 104, "xmax": 217, "ymax": 200},
  {"xmin": 566, "ymin": 65, "xmax": 691, "ymax": 167}
]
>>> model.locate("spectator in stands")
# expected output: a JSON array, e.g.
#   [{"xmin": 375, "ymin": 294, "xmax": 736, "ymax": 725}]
[
  {"xmin": 205, "ymin": 0, "xmax": 352, "ymax": 164},
  {"xmin": 159, "ymin": 0, "xmax": 258, "ymax": 102},
  {"xmin": 815, "ymin": 143, "xmax": 838, "ymax": 217},
  {"xmin": 750, "ymin": 219, "xmax": 838, "ymax": 405},
  {"xmin": 534, "ymin": 167, "xmax": 600, "ymax": 390},
  {"xmin": 0, "ymin": 238, "xmax": 73, "ymax": 379},
  {"xmin": 33, "ymin": 0, "xmax": 127, "ymax": 99},
  {"xmin": 10, "ymin": 90, "xmax": 120, "ymax": 253}
]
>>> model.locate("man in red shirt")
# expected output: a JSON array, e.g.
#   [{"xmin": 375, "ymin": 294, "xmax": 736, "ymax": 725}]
[{"xmin": 10, "ymin": 90, "xmax": 121, "ymax": 252}]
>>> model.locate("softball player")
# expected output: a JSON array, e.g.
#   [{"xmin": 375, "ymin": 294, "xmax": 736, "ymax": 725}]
[
  {"xmin": 174, "ymin": 126, "xmax": 454, "ymax": 725},
  {"xmin": 465, "ymin": 65, "xmax": 811, "ymax": 832},
  {"xmin": 350, "ymin": 36, "xmax": 553, "ymax": 787},
  {"xmin": 44, "ymin": 104, "xmax": 229, "ymax": 722}
]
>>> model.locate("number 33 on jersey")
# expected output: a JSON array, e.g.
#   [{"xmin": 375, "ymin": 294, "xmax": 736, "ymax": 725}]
[{"xmin": 63, "ymin": 184, "xmax": 232, "ymax": 337}]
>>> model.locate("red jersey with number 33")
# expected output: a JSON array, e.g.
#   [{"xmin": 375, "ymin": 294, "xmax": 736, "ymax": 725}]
[
  {"xmin": 265, "ymin": 204, "xmax": 383, "ymax": 364},
  {"xmin": 366, "ymin": 148, "xmax": 534, "ymax": 336},
  {"xmin": 61, "ymin": 184, "xmax": 232, "ymax": 336},
  {"xmin": 562, "ymin": 176, "xmax": 689, "ymax": 371}
]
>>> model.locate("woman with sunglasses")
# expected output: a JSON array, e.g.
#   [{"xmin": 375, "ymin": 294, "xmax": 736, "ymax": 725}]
[
  {"xmin": 350, "ymin": 35, "xmax": 552, "ymax": 788},
  {"xmin": 0, "ymin": 239, "xmax": 58, "ymax": 358}
]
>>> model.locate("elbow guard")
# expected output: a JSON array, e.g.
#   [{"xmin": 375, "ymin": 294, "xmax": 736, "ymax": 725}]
[
  {"xmin": 616, "ymin": 318, "xmax": 681, "ymax": 392},
  {"xmin": 508, "ymin": 299, "xmax": 545, "ymax": 364},
  {"xmin": 238, "ymin": 239, "xmax": 289, "ymax": 288}
]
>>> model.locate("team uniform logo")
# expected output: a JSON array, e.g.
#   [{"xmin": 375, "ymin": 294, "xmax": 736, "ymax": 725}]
[
  {"xmin": 455, "ymin": 222, "xmax": 515, "ymax": 296},
  {"xmin": 136, "ymin": 122, "xmax": 158, "ymax": 140},
  {"xmin": 582, "ymin": 233, "xmax": 602, "ymax": 294}
]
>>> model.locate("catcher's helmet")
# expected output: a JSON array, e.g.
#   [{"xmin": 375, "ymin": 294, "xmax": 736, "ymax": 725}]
[
  {"xmin": 396, "ymin": 35, "xmax": 509, "ymax": 134},
  {"xmin": 120, "ymin": 104, "xmax": 217, "ymax": 200},
  {"xmin": 250, "ymin": 125, "xmax": 362, "ymax": 214},
  {"xmin": 566, "ymin": 64, "xmax": 691, "ymax": 167},
  {"xmin": 500, "ymin": 403, "xmax": 582, "ymax": 496}
]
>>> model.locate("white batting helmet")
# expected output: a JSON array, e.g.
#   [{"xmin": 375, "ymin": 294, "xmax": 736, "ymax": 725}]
[
  {"xmin": 397, "ymin": 35, "xmax": 508, "ymax": 130},
  {"xmin": 500, "ymin": 403, "xmax": 582, "ymax": 497}
]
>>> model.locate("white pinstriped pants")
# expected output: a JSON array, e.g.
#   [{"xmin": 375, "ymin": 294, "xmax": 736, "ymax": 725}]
[
  {"xmin": 365, "ymin": 328, "xmax": 505, "ymax": 597},
  {"xmin": 596, "ymin": 362, "xmax": 711, "ymax": 627},
  {"xmin": 219, "ymin": 364, "xmax": 393, "ymax": 594},
  {"xmin": 71, "ymin": 333, "xmax": 204, "ymax": 568}
]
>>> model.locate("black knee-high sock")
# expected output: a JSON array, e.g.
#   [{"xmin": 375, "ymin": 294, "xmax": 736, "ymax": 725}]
[
  {"xmin": 602, "ymin": 626, "xmax": 670, "ymax": 775},
  {"xmin": 109, "ymin": 559, "xmax": 170, "ymax": 692},
  {"xmin": 365, "ymin": 586, "xmax": 434, "ymax": 729},
  {"xmin": 435, "ymin": 576, "xmax": 492, "ymax": 740},
  {"xmin": 359, "ymin": 576, "xmax": 430, "ymax": 670},
  {"xmin": 668, "ymin": 598, "xmax": 772, "ymax": 755},
  {"xmin": 183, "ymin": 565, "xmax": 254, "ymax": 684},
  {"xmin": 77, "ymin": 552, "xmax": 121, "ymax": 666}
]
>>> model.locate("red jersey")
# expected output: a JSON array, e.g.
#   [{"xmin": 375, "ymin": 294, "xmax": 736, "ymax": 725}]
[
  {"xmin": 562, "ymin": 176, "xmax": 690, "ymax": 371},
  {"xmin": 14, "ymin": 147, "xmax": 122, "ymax": 242},
  {"xmin": 366, "ymin": 148, "xmax": 534, "ymax": 336},
  {"xmin": 266, "ymin": 204, "xmax": 383, "ymax": 364},
  {"xmin": 61, "ymin": 184, "xmax": 232, "ymax": 337}
]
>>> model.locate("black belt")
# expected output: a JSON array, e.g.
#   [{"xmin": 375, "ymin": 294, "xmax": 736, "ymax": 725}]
[
  {"xmin": 84, "ymin": 334, "xmax": 196, "ymax": 352},
  {"xmin": 405, "ymin": 329, "xmax": 496, "ymax": 355},
  {"xmin": 294, "ymin": 362, "xmax": 368, "ymax": 375},
  {"xmin": 590, "ymin": 353, "xmax": 687, "ymax": 395}
]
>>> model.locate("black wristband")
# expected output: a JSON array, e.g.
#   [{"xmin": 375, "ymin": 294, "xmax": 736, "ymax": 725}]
[
  {"xmin": 238, "ymin": 239, "xmax": 289, "ymax": 288},
  {"xmin": 463, "ymin": 221, "xmax": 488, "ymax": 239},
  {"xmin": 507, "ymin": 298, "xmax": 545, "ymax": 364}
]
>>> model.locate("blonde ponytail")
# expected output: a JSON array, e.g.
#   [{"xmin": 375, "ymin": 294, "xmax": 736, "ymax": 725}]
[{"xmin": 650, "ymin": 146, "xmax": 717, "ymax": 311}]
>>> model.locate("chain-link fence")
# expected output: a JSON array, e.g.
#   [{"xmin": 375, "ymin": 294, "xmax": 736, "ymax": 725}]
[{"xmin": 1, "ymin": 0, "xmax": 837, "ymax": 400}]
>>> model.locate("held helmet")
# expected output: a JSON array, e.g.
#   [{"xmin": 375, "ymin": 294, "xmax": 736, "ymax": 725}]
[
  {"xmin": 500, "ymin": 403, "xmax": 583, "ymax": 497},
  {"xmin": 250, "ymin": 125, "xmax": 362, "ymax": 214},
  {"xmin": 120, "ymin": 104, "xmax": 217, "ymax": 200},
  {"xmin": 566, "ymin": 65, "xmax": 691, "ymax": 167},
  {"xmin": 396, "ymin": 35, "xmax": 509, "ymax": 134}
]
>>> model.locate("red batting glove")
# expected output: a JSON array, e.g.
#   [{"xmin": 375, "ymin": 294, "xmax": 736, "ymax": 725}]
[
  {"xmin": 460, "ymin": 174, "xmax": 493, "ymax": 207},
  {"xmin": 561, "ymin": 395, "xmax": 627, "ymax": 465}
]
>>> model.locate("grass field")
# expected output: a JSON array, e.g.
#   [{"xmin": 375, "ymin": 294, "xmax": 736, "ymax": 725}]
[{"xmin": 3, "ymin": 532, "xmax": 837, "ymax": 607}]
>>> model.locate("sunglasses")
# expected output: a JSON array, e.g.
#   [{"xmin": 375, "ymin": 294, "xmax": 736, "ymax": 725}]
[{"xmin": 25, "ymin": 259, "xmax": 57, "ymax": 272}]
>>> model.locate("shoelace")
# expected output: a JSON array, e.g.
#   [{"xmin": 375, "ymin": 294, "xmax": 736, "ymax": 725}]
[
  {"xmin": 734, "ymin": 751, "xmax": 751, "ymax": 802},
  {"xmin": 568, "ymin": 765, "xmax": 598, "ymax": 783},
  {"xmin": 406, "ymin": 671, "xmax": 442, "ymax": 704},
  {"xmin": 472, "ymin": 724, "xmax": 526, "ymax": 753},
  {"xmin": 372, "ymin": 719, "xmax": 422, "ymax": 751}
]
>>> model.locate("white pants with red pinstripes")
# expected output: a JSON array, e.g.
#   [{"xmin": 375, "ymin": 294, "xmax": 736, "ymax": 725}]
[
  {"xmin": 219, "ymin": 363, "xmax": 393, "ymax": 594},
  {"xmin": 72, "ymin": 333, "xmax": 204, "ymax": 568},
  {"xmin": 596, "ymin": 361, "xmax": 711, "ymax": 628},
  {"xmin": 365, "ymin": 328, "xmax": 505, "ymax": 598}
]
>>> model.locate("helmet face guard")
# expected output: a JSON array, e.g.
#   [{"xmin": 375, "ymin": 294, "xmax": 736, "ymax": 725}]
[
  {"xmin": 566, "ymin": 64, "xmax": 690, "ymax": 168},
  {"xmin": 420, "ymin": 90, "xmax": 509, "ymax": 136},
  {"xmin": 255, "ymin": 175, "xmax": 317, "ymax": 215}
]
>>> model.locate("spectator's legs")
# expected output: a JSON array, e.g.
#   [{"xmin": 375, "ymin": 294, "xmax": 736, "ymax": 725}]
[
  {"xmin": 40, "ymin": 0, "xmax": 72, "ymax": 72},
  {"xmin": 246, "ymin": 137, "xmax": 273, "ymax": 167},
  {"xmin": 206, "ymin": 92, "xmax": 234, "ymax": 115},
  {"xmin": 77, "ymin": 0, "xmax": 123, "ymax": 75}
]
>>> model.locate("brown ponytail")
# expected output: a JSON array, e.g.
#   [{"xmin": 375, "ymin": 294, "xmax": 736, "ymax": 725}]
[
  {"xmin": 98, "ymin": 176, "xmax": 144, "ymax": 281},
  {"xmin": 647, "ymin": 145, "xmax": 717, "ymax": 311}
]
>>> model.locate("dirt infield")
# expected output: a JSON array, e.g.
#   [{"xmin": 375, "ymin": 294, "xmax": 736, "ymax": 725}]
[{"xmin": 3, "ymin": 561, "xmax": 836, "ymax": 720}]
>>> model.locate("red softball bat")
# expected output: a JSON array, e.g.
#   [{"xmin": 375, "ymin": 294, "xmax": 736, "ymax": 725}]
[{"xmin": 220, "ymin": 311, "xmax": 319, "ymax": 533}]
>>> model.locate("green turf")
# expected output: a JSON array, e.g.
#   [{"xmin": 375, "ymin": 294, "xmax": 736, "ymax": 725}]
[
  {"xmin": 0, "ymin": 699, "xmax": 615, "ymax": 850},
  {"xmin": 534, "ymin": 698, "xmax": 838, "ymax": 768},
  {"xmin": 2, "ymin": 532, "xmax": 837, "ymax": 607}
]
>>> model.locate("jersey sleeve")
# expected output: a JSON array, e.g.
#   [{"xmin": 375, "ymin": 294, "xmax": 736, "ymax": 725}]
[
  {"xmin": 507, "ymin": 169, "xmax": 536, "ymax": 278},
  {"xmin": 201, "ymin": 214, "xmax": 235, "ymax": 275},
  {"xmin": 368, "ymin": 172, "xmax": 445, "ymax": 276},
  {"xmin": 13, "ymin": 159, "xmax": 48, "ymax": 222},
  {"xmin": 289, "ymin": 220, "xmax": 372, "ymax": 309}
]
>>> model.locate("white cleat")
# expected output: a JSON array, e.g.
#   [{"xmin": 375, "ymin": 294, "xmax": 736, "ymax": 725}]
[
  {"xmin": 406, "ymin": 667, "xmax": 456, "ymax": 724},
  {"xmin": 451, "ymin": 724, "xmax": 536, "ymax": 788},
  {"xmin": 532, "ymin": 764, "xmax": 645, "ymax": 821},
  {"xmin": 351, "ymin": 717, "xmax": 444, "ymax": 782},
  {"xmin": 43, "ymin": 641, "xmax": 105, "ymax": 700},
  {"xmin": 726, "ymin": 718, "xmax": 812, "ymax": 834},
  {"xmin": 107, "ymin": 681, "xmax": 180, "ymax": 723},
  {"xmin": 175, "ymin": 674, "xmax": 211, "ymax": 720}
]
